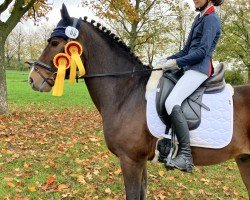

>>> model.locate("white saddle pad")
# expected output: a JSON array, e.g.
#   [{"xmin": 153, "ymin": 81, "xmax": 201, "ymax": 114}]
[{"xmin": 146, "ymin": 84, "xmax": 234, "ymax": 149}]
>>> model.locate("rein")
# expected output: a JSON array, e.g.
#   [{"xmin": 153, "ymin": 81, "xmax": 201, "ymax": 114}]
[
  {"xmin": 78, "ymin": 68, "xmax": 161, "ymax": 79},
  {"xmin": 29, "ymin": 60, "xmax": 162, "ymax": 81}
]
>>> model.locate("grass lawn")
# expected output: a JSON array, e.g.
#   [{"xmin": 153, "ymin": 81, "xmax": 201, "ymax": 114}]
[
  {"xmin": 6, "ymin": 70, "xmax": 94, "ymax": 110},
  {"xmin": 0, "ymin": 70, "xmax": 248, "ymax": 199}
]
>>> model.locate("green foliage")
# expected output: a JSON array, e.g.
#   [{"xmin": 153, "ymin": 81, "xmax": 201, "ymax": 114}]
[
  {"xmin": 6, "ymin": 61, "xmax": 27, "ymax": 71},
  {"xmin": 225, "ymin": 69, "xmax": 245, "ymax": 85},
  {"xmin": 215, "ymin": 0, "xmax": 250, "ymax": 77}
]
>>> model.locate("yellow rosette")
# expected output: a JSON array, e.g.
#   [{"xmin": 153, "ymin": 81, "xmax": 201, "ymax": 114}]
[
  {"xmin": 65, "ymin": 41, "xmax": 85, "ymax": 85},
  {"xmin": 52, "ymin": 53, "xmax": 70, "ymax": 97}
]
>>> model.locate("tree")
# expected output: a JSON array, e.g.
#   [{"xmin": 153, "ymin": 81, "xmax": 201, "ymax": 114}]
[
  {"xmin": 0, "ymin": 0, "xmax": 51, "ymax": 114},
  {"xmin": 82, "ymin": 0, "xmax": 194, "ymax": 65},
  {"xmin": 4, "ymin": 37, "xmax": 14, "ymax": 66},
  {"xmin": 10, "ymin": 25, "xmax": 26, "ymax": 62},
  {"xmin": 26, "ymin": 23, "xmax": 53, "ymax": 61},
  {"xmin": 225, "ymin": 69, "xmax": 245, "ymax": 85},
  {"xmin": 37, "ymin": 22, "xmax": 54, "ymax": 48},
  {"xmin": 167, "ymin": 0, "xmax": 195, "ymax": 53},
  {"xmin": 215, "ymin": 0, "xmax": 250, "ymax": 82},
  {"xmin": 82, "ymin": 0, "xmax": 174, "ymax": 65}
]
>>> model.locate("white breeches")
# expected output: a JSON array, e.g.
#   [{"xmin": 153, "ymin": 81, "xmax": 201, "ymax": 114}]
[{"xmin": 165, "ymin": 70, "xmax": 208, "ymax": 114}]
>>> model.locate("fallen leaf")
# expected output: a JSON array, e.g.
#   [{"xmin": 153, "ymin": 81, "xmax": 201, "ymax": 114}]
[
  {"xmin": 23, "ymin": 162, "xmax": 29, "ymax": 168},
  {"xmin": 28, "ymin": 185, "xmax": 36, "ymax": 192},
  {"xmin": 200, "ymin": 178, "xmax": 210, "ymax": 183},
  {"xmin": 4, "ymin": 177, "xmax": 14, "ymax": 182},
  {"xmin": 89, "ymin": 137, "xmax": 98, "ymax": 142},
  {"xmin": 57, "ymin": 184, "xmax": 68, "ymax": 191},
  {"xmin": 93, "ymin": 169, "xmax": 100, "ymax": 175},
  {"xmin": 157, "ymin": 193, "xmax": 166, "ymax": 200},
  {"xmin": 166, "ymin": 176, "xmax": 175, "ymax": 181},
  {"xmin": 105, "ymin": 188, "xmax": 112, "ymax": 194},
  {"xmin": 158, "ymin": 171, "xmax": 165, "ymax": 177},
  {"xmin": 114, "ymin": 168, "xmax": 121, "ymax": 175},
  {"xmin": 189, "ymin": 190, "xmax": 195, "ymax": 196},
  {"xmin": 7, "ymin": 182, "xmax": 15, "ymax": 188},
  {"xmin": 75, "ymin": 158, "xmax": 82, "ymax": 164},
  {"xmin": 46, "ymin": 175, "xmax": 56, "ymax": 185},
  {"xmin": 77, "ymin": 175, "xmax": 86, "ymax": 184}
]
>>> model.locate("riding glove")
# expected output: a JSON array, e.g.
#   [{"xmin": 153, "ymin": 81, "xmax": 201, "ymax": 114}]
[{"xmin": 155, "ymin": 58, "xmax": 180, "ymax": 71}]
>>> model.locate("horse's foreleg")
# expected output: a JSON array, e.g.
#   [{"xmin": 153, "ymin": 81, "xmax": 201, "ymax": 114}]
[
  {"xmin": 120, "ymin": 156, "xmax": 146, "ymax": 200},
  {"xmin": 140, "ymin": 165, "xmax": 147, "ymax": 200},
  {"xmin": 235, "ymin": 154, "xmax": 250, "ymax": 198}
]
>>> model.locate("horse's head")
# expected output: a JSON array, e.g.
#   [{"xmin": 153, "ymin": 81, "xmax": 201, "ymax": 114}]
[{"xmin": 28, "ymin": 4, "xmax": 77, "ymax": 92}]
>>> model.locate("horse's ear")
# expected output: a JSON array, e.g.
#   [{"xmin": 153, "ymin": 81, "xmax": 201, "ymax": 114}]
[{"xmin": 61, "ymin": 3, "xmax": 72, "ymax": 25}]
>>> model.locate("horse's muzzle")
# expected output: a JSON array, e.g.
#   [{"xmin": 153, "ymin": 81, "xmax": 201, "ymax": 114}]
[{"xmin": 29, "ymin": 77, "xmax": 39, "ymax": 91}]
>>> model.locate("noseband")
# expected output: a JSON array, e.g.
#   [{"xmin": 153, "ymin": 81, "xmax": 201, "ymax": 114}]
[{"xmin": 28, "ymin": 61, "xmax": 56, "ymax": 87}]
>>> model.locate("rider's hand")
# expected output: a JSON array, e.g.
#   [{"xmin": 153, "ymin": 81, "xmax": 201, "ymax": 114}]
[{"xmin": 155, "ymin": 59, "xmax": 180, "ymax": 70}]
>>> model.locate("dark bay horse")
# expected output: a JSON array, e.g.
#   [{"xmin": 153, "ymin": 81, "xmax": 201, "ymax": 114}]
[{"xmin": 28, "ymin": 5, "xmax": 250, "ymax": 199}]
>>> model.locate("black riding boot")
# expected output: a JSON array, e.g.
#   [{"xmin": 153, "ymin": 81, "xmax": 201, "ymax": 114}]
[{"xmin": 165, "ymin": 105, "xmax": 194, "ymax": 173}]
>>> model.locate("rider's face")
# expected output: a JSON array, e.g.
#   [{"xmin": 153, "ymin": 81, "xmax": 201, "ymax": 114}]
[{"xmin": 193, "ymin": 0, "xmax": 208, "ymax": 8}]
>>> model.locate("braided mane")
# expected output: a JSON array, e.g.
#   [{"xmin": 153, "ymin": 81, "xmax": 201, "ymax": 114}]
[{"xmin": 83, "ymin": 16, "xmax": 151, "ymax": 70}]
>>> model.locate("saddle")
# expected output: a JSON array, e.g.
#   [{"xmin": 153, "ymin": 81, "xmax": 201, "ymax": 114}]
[{"xmin": 156, "ymin": 63, "xmax": 226, "ymax": 130}]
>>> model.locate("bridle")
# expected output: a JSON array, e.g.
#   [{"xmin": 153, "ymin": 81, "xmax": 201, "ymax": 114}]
[{"xmin": 27, "ymin": 61, "xmax": 56, "ymax": 87}]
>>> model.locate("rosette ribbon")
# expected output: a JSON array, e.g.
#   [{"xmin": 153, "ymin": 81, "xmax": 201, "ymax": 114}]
[
  {"xmin": 52, "ymin": 53, "xmax": 70, "ymax": 96},
  {"xmin": 65, "ymin": 41, "xmax": 85, "ymax": 85}
]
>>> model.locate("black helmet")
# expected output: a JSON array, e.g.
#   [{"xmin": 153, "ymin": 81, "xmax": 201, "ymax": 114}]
[{"xmin": 211, "ymin": 0, "xmax": 224, "ymax": 6}]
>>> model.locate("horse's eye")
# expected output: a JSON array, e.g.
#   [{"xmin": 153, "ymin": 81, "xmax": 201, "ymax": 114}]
[{"xmin": 51, "ymin": 41, "xmax": 59, "ymax": 47}]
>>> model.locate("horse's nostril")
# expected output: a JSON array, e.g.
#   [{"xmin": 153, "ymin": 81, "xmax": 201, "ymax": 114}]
[{"xmin": 29, "ymin": 77, "xmax": 34, "ymax": 84}]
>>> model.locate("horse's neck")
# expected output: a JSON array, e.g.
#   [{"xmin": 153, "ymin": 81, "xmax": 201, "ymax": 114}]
[{"xmin": 81, "ymin": 23, "xmax": 148, "ymax": 114}]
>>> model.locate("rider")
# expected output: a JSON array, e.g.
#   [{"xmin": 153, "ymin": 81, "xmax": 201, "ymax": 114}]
[{"xmin": 156, "ymin": 0, "xmax": 224, "ymax": 172}]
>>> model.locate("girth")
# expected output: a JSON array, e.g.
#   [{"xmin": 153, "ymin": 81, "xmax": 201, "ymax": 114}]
[{"xmin": 155, "ymin": 63, "xmax": 226, "ymax": 130}]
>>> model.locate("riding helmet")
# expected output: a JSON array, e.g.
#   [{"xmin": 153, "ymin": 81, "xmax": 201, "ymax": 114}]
[{"xmin": 211, "ymin": 0, "xmax": 224, "ymax": 6}]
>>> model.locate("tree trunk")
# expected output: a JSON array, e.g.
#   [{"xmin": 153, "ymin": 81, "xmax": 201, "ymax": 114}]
[
  {"xmin": 0, "ymin": 35, "xmax": 8, "ymax": 114},
  {"xmin": 128, "ymin": 0, "xmax": 140, "ymax": 52},
  {"xmin": 248, "ymin": 70, "xmax": 250, "ymax": 84}
]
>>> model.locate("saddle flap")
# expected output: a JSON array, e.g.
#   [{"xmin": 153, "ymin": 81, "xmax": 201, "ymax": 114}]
[
  {"xmin": 155, "ymin": 71, "xmax": 206, "ymax": 131},
  {"xmin": 155, "ymin": 76, "xmax": 174, "ymax": 127},
  {"xmin": 182, "ymin": 87, "xmax": 206, "ymax": 130}
]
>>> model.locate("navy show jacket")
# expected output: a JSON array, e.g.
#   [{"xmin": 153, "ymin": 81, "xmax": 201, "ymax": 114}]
[{"xmin": 168, "ymin": 6, "xmax": 221, "ymax": 76}]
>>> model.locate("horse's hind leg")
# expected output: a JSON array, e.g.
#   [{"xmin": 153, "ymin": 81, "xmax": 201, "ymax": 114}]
[
  {"xmin": 235, "ymin": 154, "xmax": 250, "ymax": 198},
  {"xmin": 120, "ymin": 156, "xmax": 146, "ymax": 200},
  {"xmin": 140, "ymin": 165, "xmax": 147, "ymax": 200}
]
